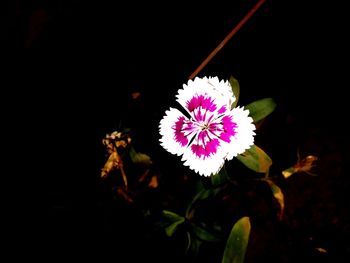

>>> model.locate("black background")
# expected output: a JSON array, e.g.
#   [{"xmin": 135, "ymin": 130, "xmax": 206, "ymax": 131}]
[{"xmin": 4, "ymin": 0, "xmax": 349, "ymax": 262}]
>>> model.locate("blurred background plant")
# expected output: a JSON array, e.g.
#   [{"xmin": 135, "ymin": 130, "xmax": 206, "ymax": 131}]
[
  {"xmin": 6, "ymin": 0, "xmax": 348, "ymax": 262},
  {"xmin": 99, "ymin": 74, "xmax": 319, "ymax": 262}
]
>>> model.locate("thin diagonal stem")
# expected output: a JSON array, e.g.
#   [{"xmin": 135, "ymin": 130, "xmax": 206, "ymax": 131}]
[{"xmin": 188, "ymin": 0, "xmax": 266, "ymax": 80}]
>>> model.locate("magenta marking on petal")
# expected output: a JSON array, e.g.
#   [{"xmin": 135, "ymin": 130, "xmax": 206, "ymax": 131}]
[
  {"xmin": 206, "ymin": 113, "xmax": 215, "ymax": 124},
  {"xmin": 208, "ymin": 122, "xmax": 220, "ymax": 132},
  {"xmin": 191, "ymin": 144, "xmax": 207, "ymax": 158},
  {"xmin": 195, "ymin": 108, "xmax": 203, "ymax": 122},
  {"xmin": 175, "ymin": 132, "xmax": 188, "ymax": 146},
  {"xmin": 206, "ymin": 139, "xmax": 219, "ymax": 155},
  {"xmin": 198, "ymin": 130, "xmax": 209, "ymax": 145},
  {"xmin": 187, "ymin": 95, "xmax": 217, "ymax": 112},
  {"xmin": 219, "ymin": 133, "xmax": 232, "ymax": 143},
  {"xmin": 218, "ymin": 105, "xmax": 227, "ymax": 114},
  {"xmin": 201, "ymin": 97, "xmax": 217, "ymax": 111},
  {"xmin": 175, "ymin": 116, "xmax": 186, "ymax": 130},
  {"xmin": 219, "ymin": 116, "xmax": 237, "ymax": 143},
  {"xmin": 174, "ymin": 116, "xmax": 188, "ymax": 146},
  {"xmin": 222, "ymin": 116, "xmax": 237, "ymax": 132},
  {"xmin": 187, "ymin": 95, "xmax": 201, "ymax": 112},
  {"xmin": 191, "ymin": 138, "xmax": 220, "ymax": 158}
]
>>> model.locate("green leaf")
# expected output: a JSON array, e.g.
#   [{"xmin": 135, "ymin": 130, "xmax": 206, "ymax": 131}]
[
  {"xmin": 161, "ymin": 210, "xmax": 185, "ymax": 237},
  {"xmin": 129, "ymin": 146, "xmax": 152, "ymax": 166},
  {"xmin": 229, "ymin": 75, "xmax": 240, "ymax": 108},
  {"xmin": 265, "ymin": 179, "xmax": 284, "ymax": 220},
  {"xmin": 222, "ymin": 217, "xmax": 251, "ymax": 263},
  {"xmin": 211, "ymin": 166, "xmax": 228, "ymax": 187},
  {"xmin": 245, "ymin": 98, "xmax": 276, "ymax": 122},
  {"xmin": 185, "ymin": 187, "xmax": 221, "ymax": 219},
  {"xmin": 162, "ymin": 210, "xmax": 185, "ymax": 222},
  {"xmin": 165, "ymin": 219, "xmax": 185, "ymax": 237},
  {"xmin": 192, "ymin": 224, "xmax": 221, "ymax": 242},
  {"xmin": 236, "ymin": 144, "xmax": 272, "ymax": 174},
  {"xmin": 186, "ymin": 232, "xmax": 202, "ymax": 261}
]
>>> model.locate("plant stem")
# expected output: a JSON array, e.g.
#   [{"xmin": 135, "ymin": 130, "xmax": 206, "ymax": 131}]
[{"xmin": 188, "ymin": 0, "xmax": 266, "ymax": 80}]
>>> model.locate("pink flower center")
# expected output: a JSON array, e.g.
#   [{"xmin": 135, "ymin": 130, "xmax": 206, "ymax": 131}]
[{"xmin": 173, "ymin": 95, "xmax": 237, "ymax": 158}]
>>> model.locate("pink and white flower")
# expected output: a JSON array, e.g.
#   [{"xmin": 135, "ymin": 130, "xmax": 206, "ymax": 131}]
[{"xmin": 159, "ymin": 76, "xmax": 256, "ymax": 177}]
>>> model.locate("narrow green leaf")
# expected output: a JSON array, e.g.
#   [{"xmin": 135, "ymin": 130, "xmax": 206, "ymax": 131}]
[
  {"xmin": 186, "ymin": 232, "xmax": 202, "ymax": 261},
  {"xmin": 185, "ymin": 188, "xmax": 209, "ymax": 219},
  {"xmin": 162, "ymin": 210, "xmax": 184, "ymax": 221},
  {"xmin": 265, "ymin": 179, "xmax": 284, "ymax": 220},
  {"xmin": 192, "ymin": 224, "xmax": 221, "ymax": 242},
  {"xmin": 185, "ymin": 187, "xmax": 221, "ymax": 219},
  {"xmin": 186, "ymin": 231, "xmax": 192, "ymax": 253},
  {"xmin": 165, "ymin": 218, "xmax": 185, "ymax": 236},
  {"xmin": 129, "ymin": 146, "xmax": 152, "ymax": 166},
  {"xmin": 245, "ymin": 98, "xmax": 276, "ymax": 122},
  {"xmin": 211, "ymin": 166, "xmax": 228, "ymax": 187},
  {"xmin": 229, "ymin": 75, "xmax": 240, "ymax": 108},
  {"xmin": 236, "ymin": 144, "xmax": 272, "ymax": 174},
  {"xmin": 161, "ymin": 210, "xmax": 185, "ymax": 237},
  {"xmin": 222, "ymin": 217, "xmax": 251, "ymax": 263}
]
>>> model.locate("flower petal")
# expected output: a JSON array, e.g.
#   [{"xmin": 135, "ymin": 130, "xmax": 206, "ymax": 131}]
[
  {"xmin": 159, "ymin": 108, "xmax": 191, "ymax": 156},
  {"xmin": 159, "ymin": 76, "xmax": 256, "ymax": 177},
  {"xmin": 181, "ymin": 142, "xmax": 227, "ymax": 176},
  {"xmin": 176, "ymin": 76, "xmax": 235, "ymax": 116},
  {"xmin": 226, "ymin": 106, "xmax": 256, "ymax": 160}
]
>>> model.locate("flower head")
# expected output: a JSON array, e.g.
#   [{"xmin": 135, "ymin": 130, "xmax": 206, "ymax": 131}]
[{"xmin": 159, "ymin": 76, "xmax": 256, "ymax": 176}]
